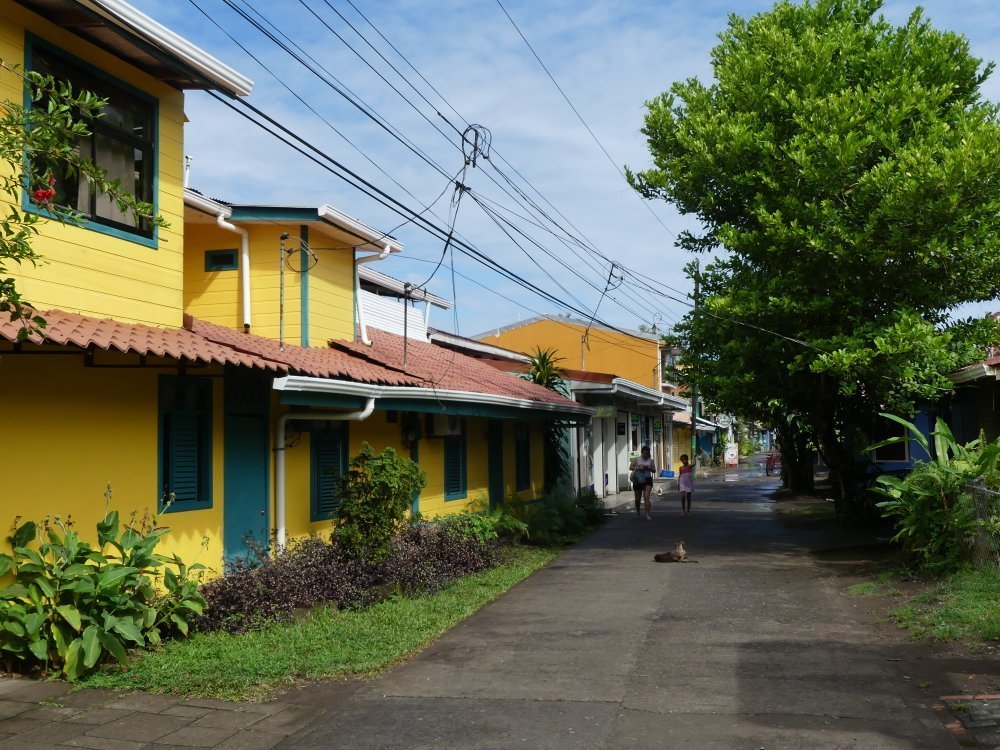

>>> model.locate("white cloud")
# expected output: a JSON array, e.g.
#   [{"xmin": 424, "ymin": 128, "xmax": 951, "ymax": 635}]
[{"xmin": 132, "ymin": 0, "xmax": 1000, "ymax": 332}]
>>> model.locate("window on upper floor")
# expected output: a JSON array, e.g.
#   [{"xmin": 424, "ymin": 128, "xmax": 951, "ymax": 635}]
[{"xmin": 27, "ymin": 39, "xmax": 156, "ymax": 241}]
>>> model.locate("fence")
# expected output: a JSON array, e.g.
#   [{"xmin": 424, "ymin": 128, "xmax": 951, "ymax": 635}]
[{"xmin": 969, "ymin": 481, "xmax": 1000, "ymax": 571}]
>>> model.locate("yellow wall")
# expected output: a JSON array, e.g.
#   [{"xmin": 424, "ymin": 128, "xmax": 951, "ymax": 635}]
[
  {"xmin": 671, "ymin": 424, "xmax": 693, "ymax": 474},
  {"xmin": 307, "ymin": 235, "xmax": 355, "ymax": 346},
  {"xmin": 1, "ymin": 4, "xmax": 187, "ymax": 327},
  {"xmin": 277, "ymin": 412, "xmax": 549, "ymax": 541},
  {"xmin": 479, "ymin": 319, "xmax": 660, "ymax": 388},
  {"xmin": 183, "ymin": 222, "xmax": 355, "ymax": 346},
  {"xmin": 0, "ymin": 349, "xmax": 227, "ymax": 573}
]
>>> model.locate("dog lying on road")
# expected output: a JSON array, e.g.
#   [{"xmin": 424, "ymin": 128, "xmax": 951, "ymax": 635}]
[{"xmin": 653, "ymin": 540, "xmax": 698, "ymax": 563}]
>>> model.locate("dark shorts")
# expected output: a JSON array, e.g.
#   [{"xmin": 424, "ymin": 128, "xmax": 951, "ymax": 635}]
[{"xmin": 634, "ymin": 480, "xmax": 653, "ymax": 489}]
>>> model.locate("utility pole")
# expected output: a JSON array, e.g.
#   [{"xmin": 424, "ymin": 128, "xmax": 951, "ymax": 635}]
[{"xmin": 690, "ymin": 260, "xmax": 700, "ymax": 478}]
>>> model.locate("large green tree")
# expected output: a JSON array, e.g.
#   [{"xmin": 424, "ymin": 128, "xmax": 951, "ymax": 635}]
[{"xmin": 628, "ymin": 0, "xmax": 1000, "ymax": 508}]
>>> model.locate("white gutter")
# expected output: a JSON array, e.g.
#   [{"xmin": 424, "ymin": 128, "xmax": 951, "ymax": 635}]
[
  {"xmin": 86, "ymin": 0, "xmax": 253, "ymax": 96},
  {"xmin": 354, "ymin": 242, "xmax": 398, "ymax": 346},
  {"xmin": 571, "ymin": 377, "xmax": 688, "ymax": 410},
  {"xmin": 949, "ymin": 363, "xmax": 997, "ymax": 385},
  {"xmin": 273, "ymin": 375, "xmax": 594, "ymax": 416},
  {"xmin": 274, "ymin": 399, "xmax": 375, "ymax": 549},
  {"xmin": 184, "ymin": 189, "xmax": 251, "ymax": 330},
  {"xmin": 428, "ymin": 330, "xmax": 531, "ymax": 362}
]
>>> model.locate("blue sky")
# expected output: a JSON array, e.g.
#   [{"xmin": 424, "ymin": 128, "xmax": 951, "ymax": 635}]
[{"xmin": 130, "ymin": 0, "xmax": 1000, "ymax": 336}]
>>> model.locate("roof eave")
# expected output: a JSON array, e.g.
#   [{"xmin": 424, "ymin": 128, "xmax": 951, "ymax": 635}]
[
  {"xmin": 273, "ymin": 375, "xmax": 593, "ymax": 417},
  {"xmin": 81, "ymin": 0, "xmax": 252, "ymax": 96}
]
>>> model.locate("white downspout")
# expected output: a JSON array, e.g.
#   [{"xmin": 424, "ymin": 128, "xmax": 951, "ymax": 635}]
[
  {"xmin": 215, "ymin": 215, "xmax": 252, "ymax": 331},
  {"xmin": 354, "ymin": 241, "xmax": 393, "ymax": 345},
  {"xmin": 274, "ymin": 399, "xmax": 375, "ymax": 549}
]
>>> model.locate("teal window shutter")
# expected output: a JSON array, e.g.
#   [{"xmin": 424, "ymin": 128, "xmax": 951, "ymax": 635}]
[
  {"xmin": 515, "ymin": 423, "xmax": 531, "ymax": 492},
  {"xmin": 443, "ymin": 430, "xmax": 467, "ymax": 501},
  {"xmin": 159, "ymin": 376, "xmax": 213, "ymax": 512},
  {"xmin": 312, "ymin": 427, "xmax": 347, "ymax": 520}
]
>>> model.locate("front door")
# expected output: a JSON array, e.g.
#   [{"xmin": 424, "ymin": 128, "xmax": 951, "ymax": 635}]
[
  {"xmin": 487, "ymin": 420, "xmax": 504, "ymax": 509},
  {"xmin": 223, "ymin": 371, "xmax": 270, "ymax": 567}
]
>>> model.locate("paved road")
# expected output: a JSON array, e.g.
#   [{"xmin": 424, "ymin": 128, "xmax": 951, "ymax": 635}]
[
  {"xmin": 0, "ymin": 470, "xmax": 962, "ymax": 749},
  {"xmin": 277, "ymin": 473, "xmax": 956, "ymax": 749}
]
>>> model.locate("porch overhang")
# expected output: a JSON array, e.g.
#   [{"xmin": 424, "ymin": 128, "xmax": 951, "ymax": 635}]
[
  {"xmin": 949, "ymin": 363, "xmax": 998, "ymax": 384},
  {"xmin": 570, "ymin": 377, "xmax": 688, "ymax": 412},
  {"xmin": 273, "ymin": 375, "xmax": 593, "ymax": 423}
]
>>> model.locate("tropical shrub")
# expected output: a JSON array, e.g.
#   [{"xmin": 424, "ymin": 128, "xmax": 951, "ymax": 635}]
[
  {"xmin": 871, "ymin": 415, "xmax": 1000, "ymax": 572},
  {"xmin": 335, "ymin": 443, "xmax": 426, "ymax": 562},
  {"xmin": 196, "ymin": 520, "xmax": 500, "ymax": 634},
  {"xmin": 0, "ymin": 507, "xmax": 204, "ymax": 680},
  {"xmin": 505, "ymin": 485, "xmax": 607, "ymax": 546}
]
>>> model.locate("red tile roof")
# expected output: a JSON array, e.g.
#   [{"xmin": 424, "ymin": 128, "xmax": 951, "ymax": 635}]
[
  {"xmin": 186, "ymin": 317, "xmax": 422, "ymax": 386},
  {"xmin": 1, "ymin": 310, "xmax": 583, "ymax": 410},
  {"xmin": 329, "ymin": 329, "xmax": 576, "ymax": 406},
  {"xmin": 0, "ymin": 310, "xmax": 277, "ymax": 371}
]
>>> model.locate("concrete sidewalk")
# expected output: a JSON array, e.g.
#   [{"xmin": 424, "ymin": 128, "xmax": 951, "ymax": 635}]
[{"xmin": 0, "ymin": 472, "xmax": 969, "ymax": 748}]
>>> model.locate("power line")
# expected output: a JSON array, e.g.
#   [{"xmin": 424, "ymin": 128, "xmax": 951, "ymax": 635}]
[{"xmin": 494, "ymin": 0, "xmax": 678, "ymax": 239}]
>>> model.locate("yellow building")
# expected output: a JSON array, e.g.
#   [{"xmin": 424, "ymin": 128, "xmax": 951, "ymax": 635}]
[
  {"xmin": 479, "ymin": 315, "xmax": 662, "ymax": 389},
  {"xmin": 0, "ymin": 0, "xmax": 589, "ymax": 575},
  {"xmin": 476, "ymin": 315, "xmax": 696, "ymax": 477}
]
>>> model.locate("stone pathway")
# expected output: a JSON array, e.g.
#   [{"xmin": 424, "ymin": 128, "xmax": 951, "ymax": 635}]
[
  {"xmin": 0, "ymin": 466, "xmax": 994, "ymax": 748},
  {"xmin": 0, "ymin": 678, "xmax": 313, "ymax": 749}
]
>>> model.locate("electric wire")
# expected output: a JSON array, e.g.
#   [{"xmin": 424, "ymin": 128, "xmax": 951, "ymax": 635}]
[
  {"xmin": 207, "ymin": 93, "xmax": 657, "ymax": 340},
  {"xmin": 494, "ymin": 0, "xmax": 678, "ymax": 239},
  {"xmin": 197, "ymin": 2, "xmax": 827, "ymax": 356},
  {"xmin": 210, "ymin": 0, "xmax": 638, "ymax": 320}
]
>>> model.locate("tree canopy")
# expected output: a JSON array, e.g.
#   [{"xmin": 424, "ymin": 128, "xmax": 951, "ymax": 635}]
[{"xmin": 627, "ymin": 0, "xmax": 1000, "ymax": 504}]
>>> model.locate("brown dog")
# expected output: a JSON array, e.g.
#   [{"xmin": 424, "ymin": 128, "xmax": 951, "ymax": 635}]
[{"xmin": 653, "ymin": 540, "xmax": 698, "ymax": 563}]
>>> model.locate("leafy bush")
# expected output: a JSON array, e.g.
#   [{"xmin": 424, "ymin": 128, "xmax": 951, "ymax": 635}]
[
  {"xmin": 0, "ymin": 505, "xmax": 205, "ymax": 680},
  {"xmin": 504, "ymin": 485, "xmax": 607, "ymax": 546},
  {"xmin": 196, "ymin": 520, "xmax": 500, "ymax": 635},
  {"xmin": 871, "ymin": 414, "xmax": 1000, "ymax": 572},
  {"xmin": 335, "ymin": 443, "xmax": 426, "ymax": 562}
]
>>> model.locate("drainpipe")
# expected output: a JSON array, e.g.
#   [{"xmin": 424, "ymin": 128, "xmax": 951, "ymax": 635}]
[
  {"xmin": 354, "ymin": 241, "xmax": 393, "ymax": 345},
  {"xmin": 214, "ymin": 214, "xmax": 251, "ymax": 331},
  {"xmin": 273, "ymin": 399, "xmax": 375, "ymax": 549}
]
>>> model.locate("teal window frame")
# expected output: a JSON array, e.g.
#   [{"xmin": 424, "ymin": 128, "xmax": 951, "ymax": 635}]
[
  {"xmin": 158, "ymin": 375, "xmax": 213, "ymax": 512},
  {"xmin": 205, "ymin": 249, "xmax": 239, "ymax": 271},
  {"xmin": 24, "ymin": 35, "xmax": 158, "ymax": 247},
  {"xmin": 515, "ymin": 423, "xmax": 531, "ymax": 492},
  {"xmin": 311, "ymin": 423, "xmax": 349, "ymax": 521},
  {"xmin": 443, "ymin": 424, "xmax": 467, "ymax": 502}
]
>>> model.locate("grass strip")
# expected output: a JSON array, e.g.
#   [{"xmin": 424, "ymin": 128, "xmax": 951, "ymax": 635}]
[
  {"xmin": 79, "ymin": 545, "xmax": 557, "ymax": 702},
  {"xmin": 888, "ymin": 567, "xmax": 1000, "ymax": 642}
]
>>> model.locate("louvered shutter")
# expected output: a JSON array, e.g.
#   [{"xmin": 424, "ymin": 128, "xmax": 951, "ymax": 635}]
[
  {"xmin": 444, "ymin": 435, "xmax": 466, "ymax": 500},
  {"xmin": 313, "ymin": 434, "xmax": 345, "ymax": 519},
  {"xmin": 168, "ymin": 412, "xmax": 201, "ymax": 503}
]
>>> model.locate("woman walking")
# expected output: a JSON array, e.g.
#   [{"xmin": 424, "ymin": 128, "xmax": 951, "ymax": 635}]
[{"xmin": 630, "ymin": 446, "xmax": 656, "ymax": 520}]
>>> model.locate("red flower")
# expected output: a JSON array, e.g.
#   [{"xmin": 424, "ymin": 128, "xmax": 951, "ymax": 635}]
[{"xmin": 47, "ymin": 174, "xmax": 56, "ymax": 187}]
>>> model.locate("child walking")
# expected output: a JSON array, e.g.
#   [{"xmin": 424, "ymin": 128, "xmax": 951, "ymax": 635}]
[{"xmin": 678, "ymin": 454, "xmax": 694, "ymax": 516}]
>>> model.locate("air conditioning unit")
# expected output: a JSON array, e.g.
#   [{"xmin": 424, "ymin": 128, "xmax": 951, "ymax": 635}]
[{"xmin": 430, "ymin": 414, "xmax": 462, "ymax": 437}]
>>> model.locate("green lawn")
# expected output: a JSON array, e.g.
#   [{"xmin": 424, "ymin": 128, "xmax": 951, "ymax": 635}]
[
  {"xmin": 79, "ymin": 546, "xmax": 557, "ymax": 702},
  {"xmin": 846, "ymin": 567, "xmax": 1000, "ymax": 644}
]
